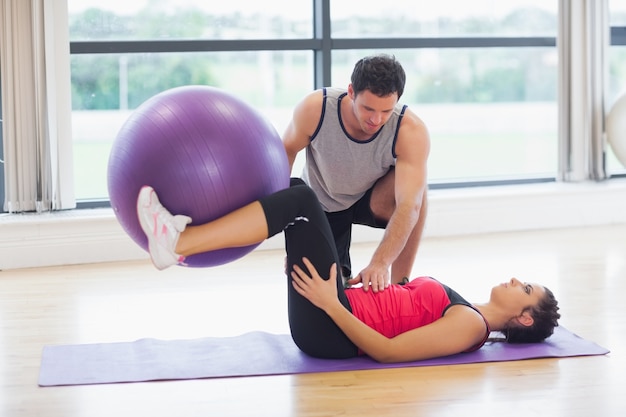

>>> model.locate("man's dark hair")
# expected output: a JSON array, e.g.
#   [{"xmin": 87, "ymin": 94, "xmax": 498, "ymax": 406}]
[{"xmin": 350, "ymin": 54, "xmax": 406, "ymax": 99}]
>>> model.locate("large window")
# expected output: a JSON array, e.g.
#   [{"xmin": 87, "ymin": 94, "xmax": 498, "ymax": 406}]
[
  {"xmin": 68, "ymin": 0, "xmax": 563, "ymax": 203},
  {"xmin": 2, "ymin": 1, "xmax": 623, "ymax": 210}
]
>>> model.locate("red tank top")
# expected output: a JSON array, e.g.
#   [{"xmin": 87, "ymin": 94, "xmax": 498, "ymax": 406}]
[{"xmin": 344, "ymin": 276, "xmax": 489, "ymax": 353}]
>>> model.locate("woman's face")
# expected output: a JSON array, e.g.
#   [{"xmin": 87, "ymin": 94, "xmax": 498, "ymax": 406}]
[{"xmin": 490, "ymin": 277, "xmax": 546, "ymax": 314}]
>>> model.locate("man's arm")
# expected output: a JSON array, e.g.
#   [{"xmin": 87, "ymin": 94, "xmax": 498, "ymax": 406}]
[
  {"xmin": 357, "ymin": 109, "xmax": 430, "ymax": 290},
  {"xmin": 282, "ymin": 90, "xmax": 324, "ymax": 172}
]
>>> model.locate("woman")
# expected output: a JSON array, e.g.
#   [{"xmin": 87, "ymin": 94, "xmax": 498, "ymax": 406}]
[{"xmin": 136, "ymin": 179, "xmax": 560, "ymax": 363}]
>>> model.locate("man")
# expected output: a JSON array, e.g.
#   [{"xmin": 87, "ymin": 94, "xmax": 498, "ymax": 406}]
[{"xmin": 282, "ymin": 54, "xmax": 430, "ymax": 292}]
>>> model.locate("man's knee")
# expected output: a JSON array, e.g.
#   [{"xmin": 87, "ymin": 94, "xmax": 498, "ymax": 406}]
[{"xmin": 370, "ymin": 174, "xmax": 396, "ymax": 221}]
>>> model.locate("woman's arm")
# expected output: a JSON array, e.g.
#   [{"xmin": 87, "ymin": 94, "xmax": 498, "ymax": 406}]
[{"xmin": 291, "ymin": 258, "xmax": 487, "ymax": 363}]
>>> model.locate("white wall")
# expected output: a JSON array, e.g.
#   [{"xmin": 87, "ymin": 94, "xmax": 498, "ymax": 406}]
[{"xmin": 1, "ymin": 178, "xmax": 625, "ymax": 270}]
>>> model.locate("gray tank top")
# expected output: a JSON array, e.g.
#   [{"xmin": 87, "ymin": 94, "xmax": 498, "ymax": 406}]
[{"xmin": 302, "ymin": 87, "xmax": 406, "ymax": 212}]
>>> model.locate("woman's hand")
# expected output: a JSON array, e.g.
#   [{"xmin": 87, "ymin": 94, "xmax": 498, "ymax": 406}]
[{"xmin": 291, "ymin": 258, "xmax": 340, "ymax": 312}]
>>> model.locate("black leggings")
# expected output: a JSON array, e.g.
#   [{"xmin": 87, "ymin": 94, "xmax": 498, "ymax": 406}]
[{"xmin": 258, "ymin": 178, "xmax": 359, "ymax": 359}]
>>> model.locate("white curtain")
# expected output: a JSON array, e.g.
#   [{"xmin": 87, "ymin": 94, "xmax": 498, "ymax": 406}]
[
  {"xmin": 0, "ymin": 0, "xmax": 74, "ymax": 213},
  {"xmin": 558, "ymin": 0, "xmax": 609, "ymax": 181}
]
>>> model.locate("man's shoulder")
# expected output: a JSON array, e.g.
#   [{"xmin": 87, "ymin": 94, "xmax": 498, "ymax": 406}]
[
  {"xmin": 295, "ymin": 89, "xmax": 325, "ymax": 115},
  {"xmin": 394, "ymin": 108, "xmax": 431, "ymax": 158},
  {"xmin": 398, "ymin": 107, "xmax": 429, "ymax": 136}
]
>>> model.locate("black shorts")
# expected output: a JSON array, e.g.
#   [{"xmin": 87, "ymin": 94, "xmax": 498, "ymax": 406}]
[{"xmin": 324, "ymin": 187, "xmax": 388, "ymax": 277}]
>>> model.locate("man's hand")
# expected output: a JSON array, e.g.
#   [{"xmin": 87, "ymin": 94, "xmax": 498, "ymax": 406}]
[{"xmin": 346, "ymin": 262, "xmax": 390, "ymax": 292}]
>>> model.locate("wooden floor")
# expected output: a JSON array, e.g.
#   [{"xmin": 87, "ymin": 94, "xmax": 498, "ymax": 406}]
[{"xmin": 2, "ymin": 224, "xmax": 625, "ymax": 416}]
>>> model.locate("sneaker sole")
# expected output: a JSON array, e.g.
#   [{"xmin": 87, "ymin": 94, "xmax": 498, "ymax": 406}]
[{"xmin": 136, "ymin": 185, "xmax": 165, "ymax": 269}]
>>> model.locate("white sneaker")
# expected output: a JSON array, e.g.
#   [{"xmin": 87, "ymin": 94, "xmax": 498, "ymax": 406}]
[{"xmin": 136, "ymin": 186, "xmax": 192, "ymax": 270}]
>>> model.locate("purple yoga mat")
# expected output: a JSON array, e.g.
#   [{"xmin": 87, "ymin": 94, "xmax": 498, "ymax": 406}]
[{"xmin": 38, "ymin": 326, "xmax": 608, "ymax": 387}]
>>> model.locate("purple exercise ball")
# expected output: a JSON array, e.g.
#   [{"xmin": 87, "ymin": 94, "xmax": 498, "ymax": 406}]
[{"xmin": 107, "ymin": 85, "xmax": 290, "ymax": 267}]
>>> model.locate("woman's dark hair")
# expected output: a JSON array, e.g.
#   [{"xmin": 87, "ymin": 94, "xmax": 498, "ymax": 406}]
[
  {"xmin": 505, "ymin": 286, "xmax": 561, "ymax": 343},
  {"xmin": 350, "ymin": 54, "xmax": 406, "ymax": 99}
]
